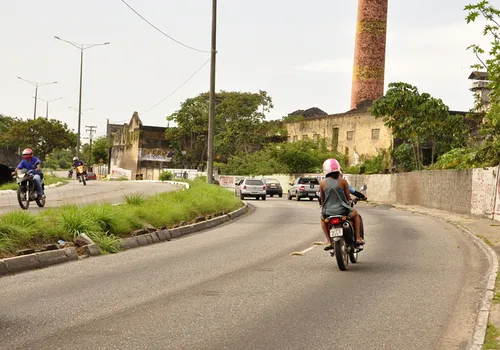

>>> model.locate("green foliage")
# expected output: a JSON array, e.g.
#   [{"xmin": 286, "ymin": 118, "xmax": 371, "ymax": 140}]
[
  {"xmin": 91, "ymin": 136, "xmax": 111, "ymax": 164},
  {"xmin": 0, "ymin": 117, "xmax": 76, "ymax": 160},
  {"xmin": 218, "ymin": 139, "xmax": 347, "ymax": 175},
  {"xmin": 44, "ymin": 149, "xmax": 74, "ymax": 170},
  {"xmin": 343, "ymin": 149, "xmax": 391, "ymax": 174},
  {"xmin": 463, "ymin": 1, "xmax": 500, "ymax": 167},
  {"xmin": 371, "ymin": 82, "xmax": 466, "ymax": 170},
  {"xmin": 158, "ymin": 170, "xmax": 173, "ymax": 181},
  {"xmin": 433, "ymin": 148, "xmax": 478, "ymax": 170},
  {"xmin": 166, "ymin": 90, "xmax": 273, "ymax": 168},
  {"xmin": 392, "ymin": 143, "xmax": 416, "ymax": 172},
  {"xmin": 0, "ymin": 179, "xmax": 243, "ymax": 257}
]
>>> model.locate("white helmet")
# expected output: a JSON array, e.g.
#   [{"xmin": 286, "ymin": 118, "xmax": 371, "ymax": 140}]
[
  {"xmin": 73, "ymin": 157, "xmax": 78, "ymax": 161},
  {"xmin": 322, "ymin": 158, "xmax": 341, "ymax": 175}
]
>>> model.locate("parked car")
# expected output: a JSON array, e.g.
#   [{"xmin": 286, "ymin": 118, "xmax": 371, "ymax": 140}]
[
  {"xmin": 235, "ymin": 178, "xmax": 267, "ymax": 200},
  {"xmin": 262, "ymin": 178, "xmax": 283, "ymax": 198},
  {"xmin": 288, "ymin": 177, "xmax": 320, "ymax": 201},
  {"xmin": 86, "ymin": 172, "xmax": 97, "ymax": 180}
]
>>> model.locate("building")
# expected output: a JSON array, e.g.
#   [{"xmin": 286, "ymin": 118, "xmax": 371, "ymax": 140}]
[
  {"xmin": 285, "ymin": 102, "xmax": 392, "ymax": 165},
  {"xmin": 469, "ymin": 71, "xmax": 491, "ymax": 112},
  {"xmin": 107, "ymin": 112, "xmax": 175, "ymax": 180}
]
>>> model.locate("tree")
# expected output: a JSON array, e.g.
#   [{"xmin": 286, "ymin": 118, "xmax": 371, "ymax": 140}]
[
  {"xmin": 44, "ymin": 149, "xmax": 74, "ymax": 169},
  {"xmin": 370, "ymin": 82, "xmax": 465, "ymax": 170},
  {"xmin": 464, "ymin": 1, "xmax": 500, "ymax": 166},
  {"xmin": 166, "ymin": 90, "xmax": 273, "ymax": 168},
  {"xmin": 0, "ymin": 118, "xmax": 76, "ymax": 160},
  {"xmin": 91, "ymin": 136, "xmax": 111, "ymax": 164}
]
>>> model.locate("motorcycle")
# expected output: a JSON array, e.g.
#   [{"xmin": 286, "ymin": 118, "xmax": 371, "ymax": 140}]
[
  {"xmin": 75, "ymin": 165, "xmax": 87, "ymax": 186},
  {"xmin": 15, "ymin": 170, "xmax": 46, "ymax": 210},
  {"xmin": 325, "ymin": 184, "xmax": 367, "ymax": 271},
  {"xmin": 68, "ymin": 169, "xmax": 73, "ymax": 178}
]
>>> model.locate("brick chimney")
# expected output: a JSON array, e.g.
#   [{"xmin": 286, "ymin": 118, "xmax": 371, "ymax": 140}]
[{"xmin": 350, "ymin": 0, "xmax": 388, "ymax": 110}]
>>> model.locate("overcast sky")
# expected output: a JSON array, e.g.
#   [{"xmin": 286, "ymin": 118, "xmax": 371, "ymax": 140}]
[{"xmin": 0, "ymin": 0, "xmax": 491, "ymax": 140}]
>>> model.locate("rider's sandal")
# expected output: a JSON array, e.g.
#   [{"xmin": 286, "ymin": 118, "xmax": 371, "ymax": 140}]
[{"xmin": 324, "ymin": 244, "xmax": 334, "ymax": 251}]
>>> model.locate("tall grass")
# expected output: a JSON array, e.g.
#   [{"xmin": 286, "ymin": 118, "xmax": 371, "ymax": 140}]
[{"xmin": 0, "ymin": 179, "xmax": 242, "ymax": 257}]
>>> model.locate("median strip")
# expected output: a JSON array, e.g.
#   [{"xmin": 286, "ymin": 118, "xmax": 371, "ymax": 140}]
[{"xmin": 0, "ymin": 179, "xmax": 248, "ymax": 277}]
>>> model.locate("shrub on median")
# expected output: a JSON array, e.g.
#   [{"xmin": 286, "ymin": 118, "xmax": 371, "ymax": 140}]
[{"xmin": 0, "ymin": 179, "xmax": 242, "ymax": 257}]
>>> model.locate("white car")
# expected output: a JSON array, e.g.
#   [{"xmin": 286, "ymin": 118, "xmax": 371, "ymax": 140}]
[{"xmin": 235, "ymin": 178, "xmax": 267, "ymax": 200}]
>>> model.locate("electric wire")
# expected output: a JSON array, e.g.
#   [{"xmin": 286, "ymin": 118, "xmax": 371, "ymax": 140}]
[
  {"xmin": 140, "ymin": 57, "xmax": 211, "ymax": 115},
  {"xmin": 120, "ymin": 0, "xmax": 210, "ymax": 53}
]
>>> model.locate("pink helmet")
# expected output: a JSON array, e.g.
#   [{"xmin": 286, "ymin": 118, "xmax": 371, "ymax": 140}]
[{"xmin": 322, "ymin": 158, "xmax": 340, "ymax": 175}]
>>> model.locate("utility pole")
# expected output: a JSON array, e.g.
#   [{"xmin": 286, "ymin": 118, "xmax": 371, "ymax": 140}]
[
  {"xmin": 206, "ymin": 0, "xmax": 217, "ymax": 184},
  {"xmin": 85, "ymin": 125, "xmax": 97, "ymax": 164}
]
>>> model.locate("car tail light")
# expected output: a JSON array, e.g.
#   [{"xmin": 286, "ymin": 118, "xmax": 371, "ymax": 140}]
[
  {"xmin": 243, "ymin": 185, "xmax": 246, "ymax": 190},
  {"xmin": 299, "ymin": 186, "xmax": 305, "ymax": 191},
  {"xmin": 330, "ymin": 217, "xmax": 341, "ymax": 225}
]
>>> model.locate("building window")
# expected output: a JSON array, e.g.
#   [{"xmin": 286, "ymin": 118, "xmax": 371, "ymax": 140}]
[
  {"xmin": 332, "ymin": 127, "xmax": 339, "ymax": 151},
  {"xmin": 303, "ymin": 134, "xmax": 309, "ymax": 140},
  {"xmin": 313, "ymin": 134, "xmax": 319, "ymax": 143},
  {"xmin": 346, "ymin": 131, "xmax": 354, "ymax": 140},
  {"xmin": 371, "ymin": 128, "xmax": 380, "ymax": 140},
  {"xmin": 293, "ymin": 135, "xmax": 298, "ymax": 142}
]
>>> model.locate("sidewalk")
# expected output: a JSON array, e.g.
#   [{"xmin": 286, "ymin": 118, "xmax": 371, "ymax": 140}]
[{"xmin": 375, "ymin": 202, "xmax": 500, "ymax": 349}]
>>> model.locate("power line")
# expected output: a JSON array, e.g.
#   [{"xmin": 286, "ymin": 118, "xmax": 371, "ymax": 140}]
[
  {"xmin": 120, "ymin": 0, "xmax": 210, "ymax": 53},
  {"xmin": 141, "ymin": 57, "xmax": 211, "ymax": 115}
]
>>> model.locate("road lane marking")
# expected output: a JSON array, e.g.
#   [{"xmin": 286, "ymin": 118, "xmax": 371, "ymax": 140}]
[{"xmin": 291, "ymin": 245, "xmax": 316, "ymax": 256}]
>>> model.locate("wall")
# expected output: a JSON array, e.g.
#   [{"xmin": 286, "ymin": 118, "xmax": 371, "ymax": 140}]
[
  {"xmin": 347, "ymin": 166, "xmax": 500, "ymax": 221},
  {"xmin": 285, "ymin": 111, "xmax": 392, "ymax": 164},
  {"xmin": 0, "ymin": 147, "xmax": 20, "ymax": 167}
]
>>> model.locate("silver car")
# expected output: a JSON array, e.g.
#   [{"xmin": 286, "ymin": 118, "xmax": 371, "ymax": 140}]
[{"xmin": 235, "ymin": 178, "xmax": 267, "ymax": 200}]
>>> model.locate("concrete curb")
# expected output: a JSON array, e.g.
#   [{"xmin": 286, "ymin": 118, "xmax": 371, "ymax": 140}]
[
  {"xmin": 0, "ymin": 247, "xmax": 79, "ymax": 277},
  {"xmin": 0, "ymin": 181, "xmax": 66, "ymax": 195},
  {"xmin": 119, "ymin": 203, "xmax": 249, "ymax": 251},
  {"xmin": 389, "ymin": 205, "xmax": 498, "ymax": 350}
]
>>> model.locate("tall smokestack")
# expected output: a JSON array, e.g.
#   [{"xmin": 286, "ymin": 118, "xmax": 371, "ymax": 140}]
[{"xmin": 350, "ymin": 0, "xmax": 388, "ymax": 110}]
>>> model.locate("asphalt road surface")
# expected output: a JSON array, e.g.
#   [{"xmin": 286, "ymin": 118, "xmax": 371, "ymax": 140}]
[
  {"xmin": 0, "ymin": 198, "xmax": 489, "ymax": 350},
  {"xmin": 0, "ymin": 180, "xmax": 179, "ymax": 214}
]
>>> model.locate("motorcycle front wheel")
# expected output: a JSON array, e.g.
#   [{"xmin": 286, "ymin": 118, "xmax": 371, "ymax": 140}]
[{"xmin": 17, "ymin": 185, "xmax": 29, "ymax": 210}]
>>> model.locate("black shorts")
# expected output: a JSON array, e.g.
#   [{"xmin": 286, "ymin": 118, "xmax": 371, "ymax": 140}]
[{"xmin": 322, "ymin": 208, "xmax": 351, "ymax": 219}]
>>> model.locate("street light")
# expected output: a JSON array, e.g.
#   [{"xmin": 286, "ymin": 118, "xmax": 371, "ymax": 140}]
[
  {"xmin": 17, "ymin": 77, "xmax": 57, "ymax": 119},
  {"xmin": 54, "ymin": 36, "xmax": 110, "ymax": 158},
  {"xmin": 33, "ymin": 96, "xmax": 63, "ymax": 119}
]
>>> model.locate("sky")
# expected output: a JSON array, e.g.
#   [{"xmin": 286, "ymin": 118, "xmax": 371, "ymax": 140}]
[{"xmin": 0, "ymin": 0, "xmax": 492, "ymax": 141}]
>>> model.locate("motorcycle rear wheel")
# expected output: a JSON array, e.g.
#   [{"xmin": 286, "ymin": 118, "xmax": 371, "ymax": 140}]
[{"xmin": 334, "ymin": 239, "xmax": 348, "ymax": 271}]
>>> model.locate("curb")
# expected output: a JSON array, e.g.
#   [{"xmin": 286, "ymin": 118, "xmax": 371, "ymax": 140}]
[
  {"xmin": 119, "ymin": 203, "xmax": 249, "ymax": 251},
  {"xmin": 0, "ymin": 181, "xmax": 67, "ymax": 196},
  {"xmin": 0, "ymin": 247, "xmax": 79, "ymax": 277},
  {"xmin": 389, "ymin": 205, "xmax": 498, "ymax": 350},
  {"xmin": 0, "ymin": 203, "xmax": 249, "ymax": 278}
]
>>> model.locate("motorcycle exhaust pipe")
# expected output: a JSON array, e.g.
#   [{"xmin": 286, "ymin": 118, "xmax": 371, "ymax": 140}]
[{"xmin": 342, "ymin": 222, "xmax": 350, "ymax": 229}]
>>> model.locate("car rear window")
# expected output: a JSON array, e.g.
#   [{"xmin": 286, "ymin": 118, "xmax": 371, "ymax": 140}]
[
  {"xmin": 266, "ymin": 180, "xmax": 280, "ymax": 184},
  {"xmin": 298, "ymin": 178, "xmax": 319, "ymax": 185},
  {"xmin": 246, "ymin": 180, "xmax": 264, "ymax": 185}
]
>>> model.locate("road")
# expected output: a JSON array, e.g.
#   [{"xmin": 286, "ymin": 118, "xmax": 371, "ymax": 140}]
[
  {"xmin": 0, "ymin": 180, "xmax": 179, "ymax": 214},
  {"xmin": 0, "ymin": 198, "xmax": 489, "ymax": 349}
]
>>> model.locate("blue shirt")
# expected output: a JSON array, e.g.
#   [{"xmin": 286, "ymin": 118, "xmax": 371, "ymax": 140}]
[
  {"xmin": 17, "ymin": 157, "xmax": 41, "ymax": 172},
  {"xmin": 73, "ymin": 160, "xmax": 84, "ymax": 167},
  {"xmin": 348, "ymin": 185, "xmax": 356, "ymax": 194}
]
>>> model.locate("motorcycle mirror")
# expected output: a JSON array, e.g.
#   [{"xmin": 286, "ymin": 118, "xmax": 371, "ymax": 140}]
[{"xmin": 360, "ymin": 184, "xmax": 367, "ymax": 191}]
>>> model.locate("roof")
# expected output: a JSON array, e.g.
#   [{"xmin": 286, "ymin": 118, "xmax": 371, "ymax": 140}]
[{"xmin": 468, "ymin": 71, "xmax": 489, "ymax": 80}]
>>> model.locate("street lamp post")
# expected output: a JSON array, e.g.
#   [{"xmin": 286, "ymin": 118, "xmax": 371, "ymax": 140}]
[
  {"xmin": 206, "ymin": 0, "xmax": 217, "ymax": 184},
  {"xmin": 34, "ymin": 96, "xmax": 63, "ymax": 119},
  {"xmin": 18, "ymin": 77, "xmax": 57, "ymax": 119},
  {"xmin": 54, "ymin": 36, "xmax": 110, "ymax": 158}
]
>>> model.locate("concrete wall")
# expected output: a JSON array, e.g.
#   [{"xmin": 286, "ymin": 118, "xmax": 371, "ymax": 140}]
[
  {"xmin": 347, "ymin": 166, "xmax": 500, "ymax": 221},
  {"xmin": 285, "ymin": 111, "xmax": 392, "ymax": 165}
]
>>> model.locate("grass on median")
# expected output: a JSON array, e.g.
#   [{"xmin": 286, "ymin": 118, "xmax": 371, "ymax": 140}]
[
  {"xmin": 0, "ymin": 173, "xmax": 68, "ymax": 191},
  {"xmin": 0, "ymin": 179, "xmax": 242, "ymax": 257}
]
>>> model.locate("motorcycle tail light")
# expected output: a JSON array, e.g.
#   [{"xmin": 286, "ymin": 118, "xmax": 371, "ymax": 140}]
[{"xmin": 330, "ymin": 218, "xmax": 341, "ymax": 225}]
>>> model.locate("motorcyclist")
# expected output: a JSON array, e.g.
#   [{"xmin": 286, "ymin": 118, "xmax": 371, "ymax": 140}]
[
  {"xmin": 319, "ymin": 158, "xmax": 364, "ymax": 251},
  {"xmin": 11, "ymin": 148, "xmax": 45, "ymax": 199},
  {"xmin": 340, "ymin": 170, "xmax": 367, "ymax": 201}
]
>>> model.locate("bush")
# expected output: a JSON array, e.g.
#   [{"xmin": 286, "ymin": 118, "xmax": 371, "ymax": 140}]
[
  {"xmin": 0, "ymin": 179, "xmax": 243, "ymax": 257},
  {"xmin": 159, "ymin": 171, "xmax": 173, "ymax": 181}
]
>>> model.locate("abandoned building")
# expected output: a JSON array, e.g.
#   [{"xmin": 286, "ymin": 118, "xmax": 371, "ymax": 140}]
[{"xmin": 107, "ymin": 112, "xmax": 175, "ymax": 180}]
